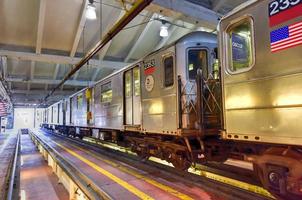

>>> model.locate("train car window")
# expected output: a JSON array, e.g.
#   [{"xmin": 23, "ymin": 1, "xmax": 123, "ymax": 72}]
[
  {"xmin": 125, "ymin": 71, "xmax": 132, "ymax": 97},
  {"xmin": 101, "ymin": 82, "xmax": 112, "ymax": 103},
  {"xmin": 77, "ymin": 94, "xmax": 83, "ymax": 109},
  {"xmin": 133, "ymin": 67, "xmax": 140, "ymax": 96},
  {"xmin": 188, "ymin": 49, "xmax": 207, "ymax": 79},
  {"xmin": 164, "ymin": 56, "xmax": 174, "ymax": 87},
  {"xmin": 227, "ymin": 18, "xmax": 254, "ymax": 73}
]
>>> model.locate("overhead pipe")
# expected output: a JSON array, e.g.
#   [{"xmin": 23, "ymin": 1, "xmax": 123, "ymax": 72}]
[{"xmin": 44, "ymin": 0, "xmax": 153, "ymax": 101}]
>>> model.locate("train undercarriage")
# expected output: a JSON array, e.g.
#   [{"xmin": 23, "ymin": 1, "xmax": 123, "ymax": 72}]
[{"xmin": 42, "ymin": 123, "xmax": 302, "ymax": 200}]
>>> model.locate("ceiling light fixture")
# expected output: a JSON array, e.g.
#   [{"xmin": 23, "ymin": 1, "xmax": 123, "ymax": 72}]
[
  {"xmin": 160, "ymin": 22, "xmax": 168, "ymax": 37},
  {"xmin": 86, "ymin": 0, "xmax": 97, "ymax": 20}
]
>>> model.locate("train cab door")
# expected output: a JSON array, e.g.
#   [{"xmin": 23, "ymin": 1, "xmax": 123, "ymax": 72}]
[
  {"xmin": 183, "ymin": 48, "xmax": 209, "ymax": 129},
  {"xmin": 124, "ymin": 66, "xmax": 141, "ymax": 126}
]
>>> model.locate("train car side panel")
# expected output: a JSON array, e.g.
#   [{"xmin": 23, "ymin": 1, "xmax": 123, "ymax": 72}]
[
  {"xmin": 220, "ymin": 0, "xmax": 302, "ymax": 146},
  {"xmin": 141, "ymin": 46, "xmax": 178, "ymax": 134},
  {"xmin": 94, "ymin": 72, "xmax": 124, "ymax": 130}
]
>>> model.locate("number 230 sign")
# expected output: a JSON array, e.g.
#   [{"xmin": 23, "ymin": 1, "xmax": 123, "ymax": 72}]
[{"xmin": 269, "ymin": 0, "xmax": 301, "ymax": 16}]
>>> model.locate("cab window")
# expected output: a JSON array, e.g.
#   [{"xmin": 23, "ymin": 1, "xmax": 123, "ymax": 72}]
[
  {"xmin": 188, "ymin": 49, "xmax": 207, "ymax": 79},
  {"xmin": 227, "ymin": 18, "xmax": 254, "ymax": 73},
  {"xmin": 101, "ymin": 82, "xmax": 112, "ymax": 103},
  {"xmin": 163, "ymin": 56, "xmax": 174, "ymax": 87}
]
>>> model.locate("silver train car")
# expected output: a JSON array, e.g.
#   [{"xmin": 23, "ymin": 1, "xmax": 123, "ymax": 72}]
[{"xmin": 42, "ymin": 0, "xmax": 302, "ymax": 198}]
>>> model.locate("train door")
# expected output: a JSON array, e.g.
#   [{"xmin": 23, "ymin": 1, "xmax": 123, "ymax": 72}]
[
  {"xmin": 124, "ymin": 66, "xmax": 141, "ymax": 125},
  {"xmin": 182, "ymin": 48, "xmax": 209, "ymax": 129}
]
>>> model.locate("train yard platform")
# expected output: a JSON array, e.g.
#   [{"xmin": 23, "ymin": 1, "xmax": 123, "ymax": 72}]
[
  {"xmin": 27, "ymin": 129, "xmax": 271, "ymax": 200},
  {"xmin": 20, "ymin": 133, "xmax": 69, "ymax": 200},
  {"xmin": 0, "ymin": 130, "xmax": 18, "ymax": 199}
]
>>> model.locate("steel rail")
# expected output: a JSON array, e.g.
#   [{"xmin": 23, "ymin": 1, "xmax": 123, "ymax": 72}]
[
  {"xmin": 6, "ymin": 132, "xmax": 20, "ymax": 200},
  {"xmin": 29, "ymin": 131, "xmax": 113, "ymax": 200},
  {"xmin": 44, "ymin": 0, "xmax": 153, "ymax": 101},
  {"xmin": 40, "ymin": 128, "xmax": 273, "ymax": 200}
]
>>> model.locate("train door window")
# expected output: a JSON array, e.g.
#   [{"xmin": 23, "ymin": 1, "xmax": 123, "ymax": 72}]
[
  {"xmin": 187, "ymin": 49, "xmax": 208, "ymax": 79},
  {"xmin": 125, "ymin": 72, "xmax": 132, "ymax": 97},
  {"xmin": 101, "ymin": 82, "xmax": 112, "ymax": 103},
  {"xmin": 69, "ymin": 98, "xmax": 73, "ymax": 123},
  {"xmin": 133, "ymin": 67, "xmax": 140, "ymax": 96},
  {"xmin": 227, "ymin": 17, "xmax": 254, "ymax": 73},
  {"xmin": 57, "ymin": 104, "xmax": 60, "ymax": 123},
  {"xmin": 77, "ymin": 94, "xmax": 83, "ymax": 109},
  {"xmin": 163, "ymin": 55, "xmax": 174, "ymax": 87}
]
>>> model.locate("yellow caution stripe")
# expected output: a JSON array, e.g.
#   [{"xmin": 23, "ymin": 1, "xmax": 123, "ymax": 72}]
[
  {"xmin": 53, "ymin": 141, "xmax": 154, "ymax": 200},
  {"xmin": 67, "ymin": 142, "xmax": 194, "ymax": 200},
  {"xmin": 85, "ymin": 137, "xmax": 274, "ymax": 199}
]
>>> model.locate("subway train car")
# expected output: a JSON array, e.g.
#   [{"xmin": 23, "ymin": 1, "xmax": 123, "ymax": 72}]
[
  {"xmin": 218, "ymin": 0, "xmax": 302, "ymax": 198},
  {"xmin": 42, "ymin": 0, "xmax": 302, "ymax": 198},
  {"xmin": 44, "ymin": 31, "xmax": 219, "ymax": 170}
]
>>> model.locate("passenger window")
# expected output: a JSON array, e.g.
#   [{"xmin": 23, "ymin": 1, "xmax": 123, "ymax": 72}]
[
  {"xmin": 101, "ymin": 82, "xmax": 112, "ymax": 103},
  {"xmin": 163, "ymin": 56, "xmax": 174, "ymax": 87},
  {"xmin": 228, "ymin": 18, "xmax": 254, "ymax": 72},
  {"xmin": 77, "ymin": 94, "xmax": 83, "ymax": 109},
  {"xmin": 188, "ymin": 49, "xmax": 207, "ymax": 79},
  {"xmin": 133, "ymin": 67, "xmax": 140, "ymax": 96}
]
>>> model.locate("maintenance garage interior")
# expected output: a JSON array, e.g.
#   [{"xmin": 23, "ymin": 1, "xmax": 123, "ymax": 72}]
[{"xmin": 1, "ymin": 0, "xmax": 302, "ymax": 200}]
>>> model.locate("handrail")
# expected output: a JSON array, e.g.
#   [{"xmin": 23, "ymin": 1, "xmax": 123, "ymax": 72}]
[{"xmin": 6, "ymin": 132, "xmax": 20, "ymax": 200}]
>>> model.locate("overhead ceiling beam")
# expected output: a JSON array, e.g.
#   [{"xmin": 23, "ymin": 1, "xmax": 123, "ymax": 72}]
[
  {"xmin": 30, "ymin": 61, "xmax": 35, "ymax": 80},
  {"xmin": 36, "ymin": 0, "xmax": 47, "ymax": 54},
  {"xmin": 99, "ymin": 10, "xmax": 125, "ymax": 60},
  {"xmin": 6, "ymin": 77, "xmax": 94, "ymax": 87},
  {"xmin": 53, "ymin": 64, "xmax": 60, "ymax": 80},
  {"xmin": 70, "ymin": 0, "xmax": 89, "ymax": 57},
  {"xmin": 92, "ymin": 68, "xmax": 101, "ymax": 81},
  {"xmin": 1, "ymin": 56, "xmax": 7, "ymax": 79},
  {"xmin": 0, "ymin": 50, "xmax": 128, "ymax": 69},
  {"xmin": 73, "ymin": 71, "xmax": 79, "ymax": 80},
  {"xmin": 151, "ymin": 0, "xmax": 220, "ymax": 29},
  {"xmin": 124, "ymin": 13, "xmax": 157, "ymax": 62}
]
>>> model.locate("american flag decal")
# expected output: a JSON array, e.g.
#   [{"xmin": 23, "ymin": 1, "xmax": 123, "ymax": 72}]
[{"xmin": 270, "ymin": 21, "xmax": 302, "ymax": 53}]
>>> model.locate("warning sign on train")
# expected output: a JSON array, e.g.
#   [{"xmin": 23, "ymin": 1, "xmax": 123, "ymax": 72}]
[
  {"xmin": 144, "ymin": 59, "xmax": 156, "ymax": 75},
  {"xmin": 145, "ymin": 75, "xmax": 154, "ymax": 92}
]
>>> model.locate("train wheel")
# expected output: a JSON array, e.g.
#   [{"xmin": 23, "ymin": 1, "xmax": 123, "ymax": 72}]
[
  {"xmin": 164, "ymin": 148, "xmax": 191, "ymax": 171},
  {"xmin": 171, "ymin": 153, "xmax": 192, "ymax": 171},
  {"xmin": 253, "ymin": 147, "xmax": 302, "ymax": 200}
]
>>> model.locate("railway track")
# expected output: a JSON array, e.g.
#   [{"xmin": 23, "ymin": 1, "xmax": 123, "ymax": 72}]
[{"xmin": 38, "ymin": 128, "xmax": 273, "ymax": 200}]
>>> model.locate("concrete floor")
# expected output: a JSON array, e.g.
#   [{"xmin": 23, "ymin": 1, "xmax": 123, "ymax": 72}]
[{"xmin": 20, "ymin": 134, "xmax": 69, "ymax": 200}]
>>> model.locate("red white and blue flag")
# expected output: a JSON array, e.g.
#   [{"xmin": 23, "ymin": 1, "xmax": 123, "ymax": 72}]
[{"xmin": 270, "ymin": 21, "xmax": 302, "ymax": 52}]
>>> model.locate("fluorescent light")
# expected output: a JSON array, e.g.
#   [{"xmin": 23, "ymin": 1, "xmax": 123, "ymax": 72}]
[
  {"xmin": 160, "ymin": 25, "xmax": 168, "ymax": 37},
  {"xmin": 86, "ymin": 4, "xmax": 97, "ymax": 20}
]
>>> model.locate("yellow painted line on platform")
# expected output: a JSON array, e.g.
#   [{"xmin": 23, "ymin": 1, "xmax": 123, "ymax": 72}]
[
  {"xmin": 84, "ymin": 137, "xmax": 274, "ymax": 199},
  {"xmin": 67, "ymin": 142, "xmax": 194, "ymax": 200},
  {"xmin": 52, "ymin": 141, "xmax": 154, "ymax": 200}
]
